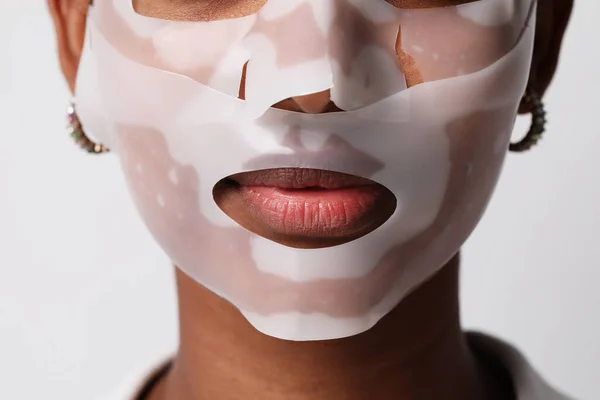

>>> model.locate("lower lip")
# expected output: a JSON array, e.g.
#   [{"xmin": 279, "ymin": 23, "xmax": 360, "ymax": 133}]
[{"xmin": 238, "ymin": 185, "xmax": 387, "ymax": 237}]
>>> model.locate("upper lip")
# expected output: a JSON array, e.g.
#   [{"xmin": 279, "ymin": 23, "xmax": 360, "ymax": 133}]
[
  {"xmin": 228, "ymin": 168, "xmax": 377, "ymax": 190},
  {"xmin": 241, "ymin": 132, "xmax": 385, "ymax": 184}
]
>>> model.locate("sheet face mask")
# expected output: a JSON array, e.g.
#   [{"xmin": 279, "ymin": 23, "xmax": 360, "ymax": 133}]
[{"xmin": 75, "ymin": 0, "xmax": 536, "ymax": 340}]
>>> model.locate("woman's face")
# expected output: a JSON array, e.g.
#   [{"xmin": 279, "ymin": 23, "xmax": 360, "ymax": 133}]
[
  {"xmin": 94, "ymin": 0, "xmax": 529, "ymax": 248},
  {"xmin": 50, "ymin": 0, "xmax": 573, "ymax": 340}
]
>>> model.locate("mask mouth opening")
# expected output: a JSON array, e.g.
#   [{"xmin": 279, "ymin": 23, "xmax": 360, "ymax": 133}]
[{"xmin": 212, "ymin": 168, "xmax": 397, "ymax": 249}]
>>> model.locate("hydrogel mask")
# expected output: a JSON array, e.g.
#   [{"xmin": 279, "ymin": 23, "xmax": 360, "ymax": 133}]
[{"xmin": 75, "ymin": 0, "xmax": 536, "ymax": 340}]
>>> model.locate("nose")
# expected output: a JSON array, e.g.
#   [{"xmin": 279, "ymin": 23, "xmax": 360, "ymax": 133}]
[
  {"xmin": 238, "ymin": 63, "xmax": 341, "ymax": 114},
  {"xmin": 237, "ymin": 50, "xmax": 421, "ymax": 114}
]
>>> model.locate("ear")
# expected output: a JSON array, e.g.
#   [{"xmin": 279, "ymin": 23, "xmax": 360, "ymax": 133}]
[
  {"xmin": 47, "ymin": 0, "xmax": 90, "ymax": 93},
  {"xmin": 521, "ymin": 0, "xmax": 574, "ymax": 113}
]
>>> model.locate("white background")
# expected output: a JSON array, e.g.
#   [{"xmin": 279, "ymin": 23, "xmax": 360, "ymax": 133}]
[{"xmin": 0, "ymin": 1, "xmax": 598, "ymax": 399}]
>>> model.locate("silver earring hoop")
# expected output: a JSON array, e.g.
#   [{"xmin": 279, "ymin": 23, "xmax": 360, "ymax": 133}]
[
  {"xmin": 509, "ymin": 90, "xmax": 546, "ymax": 153},
  {"xmin": 67, "ymin": 101, "xmax": 109, "ymax": 154}
]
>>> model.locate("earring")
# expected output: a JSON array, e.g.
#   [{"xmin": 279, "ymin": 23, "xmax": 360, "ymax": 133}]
[
  {"xmin": 67, "ymin": 100, "xmax": 109, "ymax": 154},
  {"xmin": 509, "ymin": 89, "xmax": 546, "ymax": 153}
]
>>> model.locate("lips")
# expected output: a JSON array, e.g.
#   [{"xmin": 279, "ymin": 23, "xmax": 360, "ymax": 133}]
[
  {"xmin": 214, "ymin": 168, "xmax": 396, "ymax": 248},
  {"xmin": 229, "ymin": 168, "xmax": 375, "ymax": 189}
]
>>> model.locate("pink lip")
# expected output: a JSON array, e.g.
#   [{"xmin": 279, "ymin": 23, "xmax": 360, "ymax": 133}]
[{"xmin": 229, "ymin": 169, "xmax": 390, "ymax": 238}]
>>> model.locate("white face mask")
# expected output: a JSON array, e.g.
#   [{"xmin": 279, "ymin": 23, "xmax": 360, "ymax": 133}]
[{"xmin": 75, "ymin": 0, "xmax": 536, "ymax": 341}]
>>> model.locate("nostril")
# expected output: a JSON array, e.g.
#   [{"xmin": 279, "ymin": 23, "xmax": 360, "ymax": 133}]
[
  {"xmin": 289, "ymin": 90, "xmax": 343, "ymax": 114},
  {"xmin": 292, "ymin": 90, "xmax": 332, "ymax": 114}
]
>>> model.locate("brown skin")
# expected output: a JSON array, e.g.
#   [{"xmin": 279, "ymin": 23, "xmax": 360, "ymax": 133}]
[{"xmin": 48, "ymin": 1, "xmax": 573, "ymax": 399}]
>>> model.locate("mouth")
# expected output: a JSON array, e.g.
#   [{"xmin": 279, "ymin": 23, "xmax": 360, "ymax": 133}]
[{"xmin": 213, "ymin": 168, "xmax": 396, "ymax": 249}]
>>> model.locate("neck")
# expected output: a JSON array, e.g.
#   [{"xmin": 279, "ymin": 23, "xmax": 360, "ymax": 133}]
[{"xmin": 151, "ymin": 255, "xmax": 513, "ymax": 400}]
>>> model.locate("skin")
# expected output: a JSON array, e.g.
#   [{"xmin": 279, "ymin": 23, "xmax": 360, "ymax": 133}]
[{"xmin": 48, "ymin": 1, "xmax": 573, "ymax": 399}]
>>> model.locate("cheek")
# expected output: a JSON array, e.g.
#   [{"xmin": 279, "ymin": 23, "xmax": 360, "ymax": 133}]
[
  {"xmin": 435, "ymin": 107, "xmax": 514, "ymax": 243},
  {"xmin": 116, "ymin": 126, "xmax": 205, "ymax": 256},
  {"xmin": 397, "ymin": 8, "xmax": 517, "ymax": 83}
]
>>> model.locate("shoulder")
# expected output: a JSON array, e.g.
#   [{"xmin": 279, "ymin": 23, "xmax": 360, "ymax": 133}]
[
  {"xmin": 99, "ymin": 356, "xmax": 172, "ymax": 400},
  {"xmin": 466, "ymin": 332, "xmax": 575, "ymax": 400}
]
